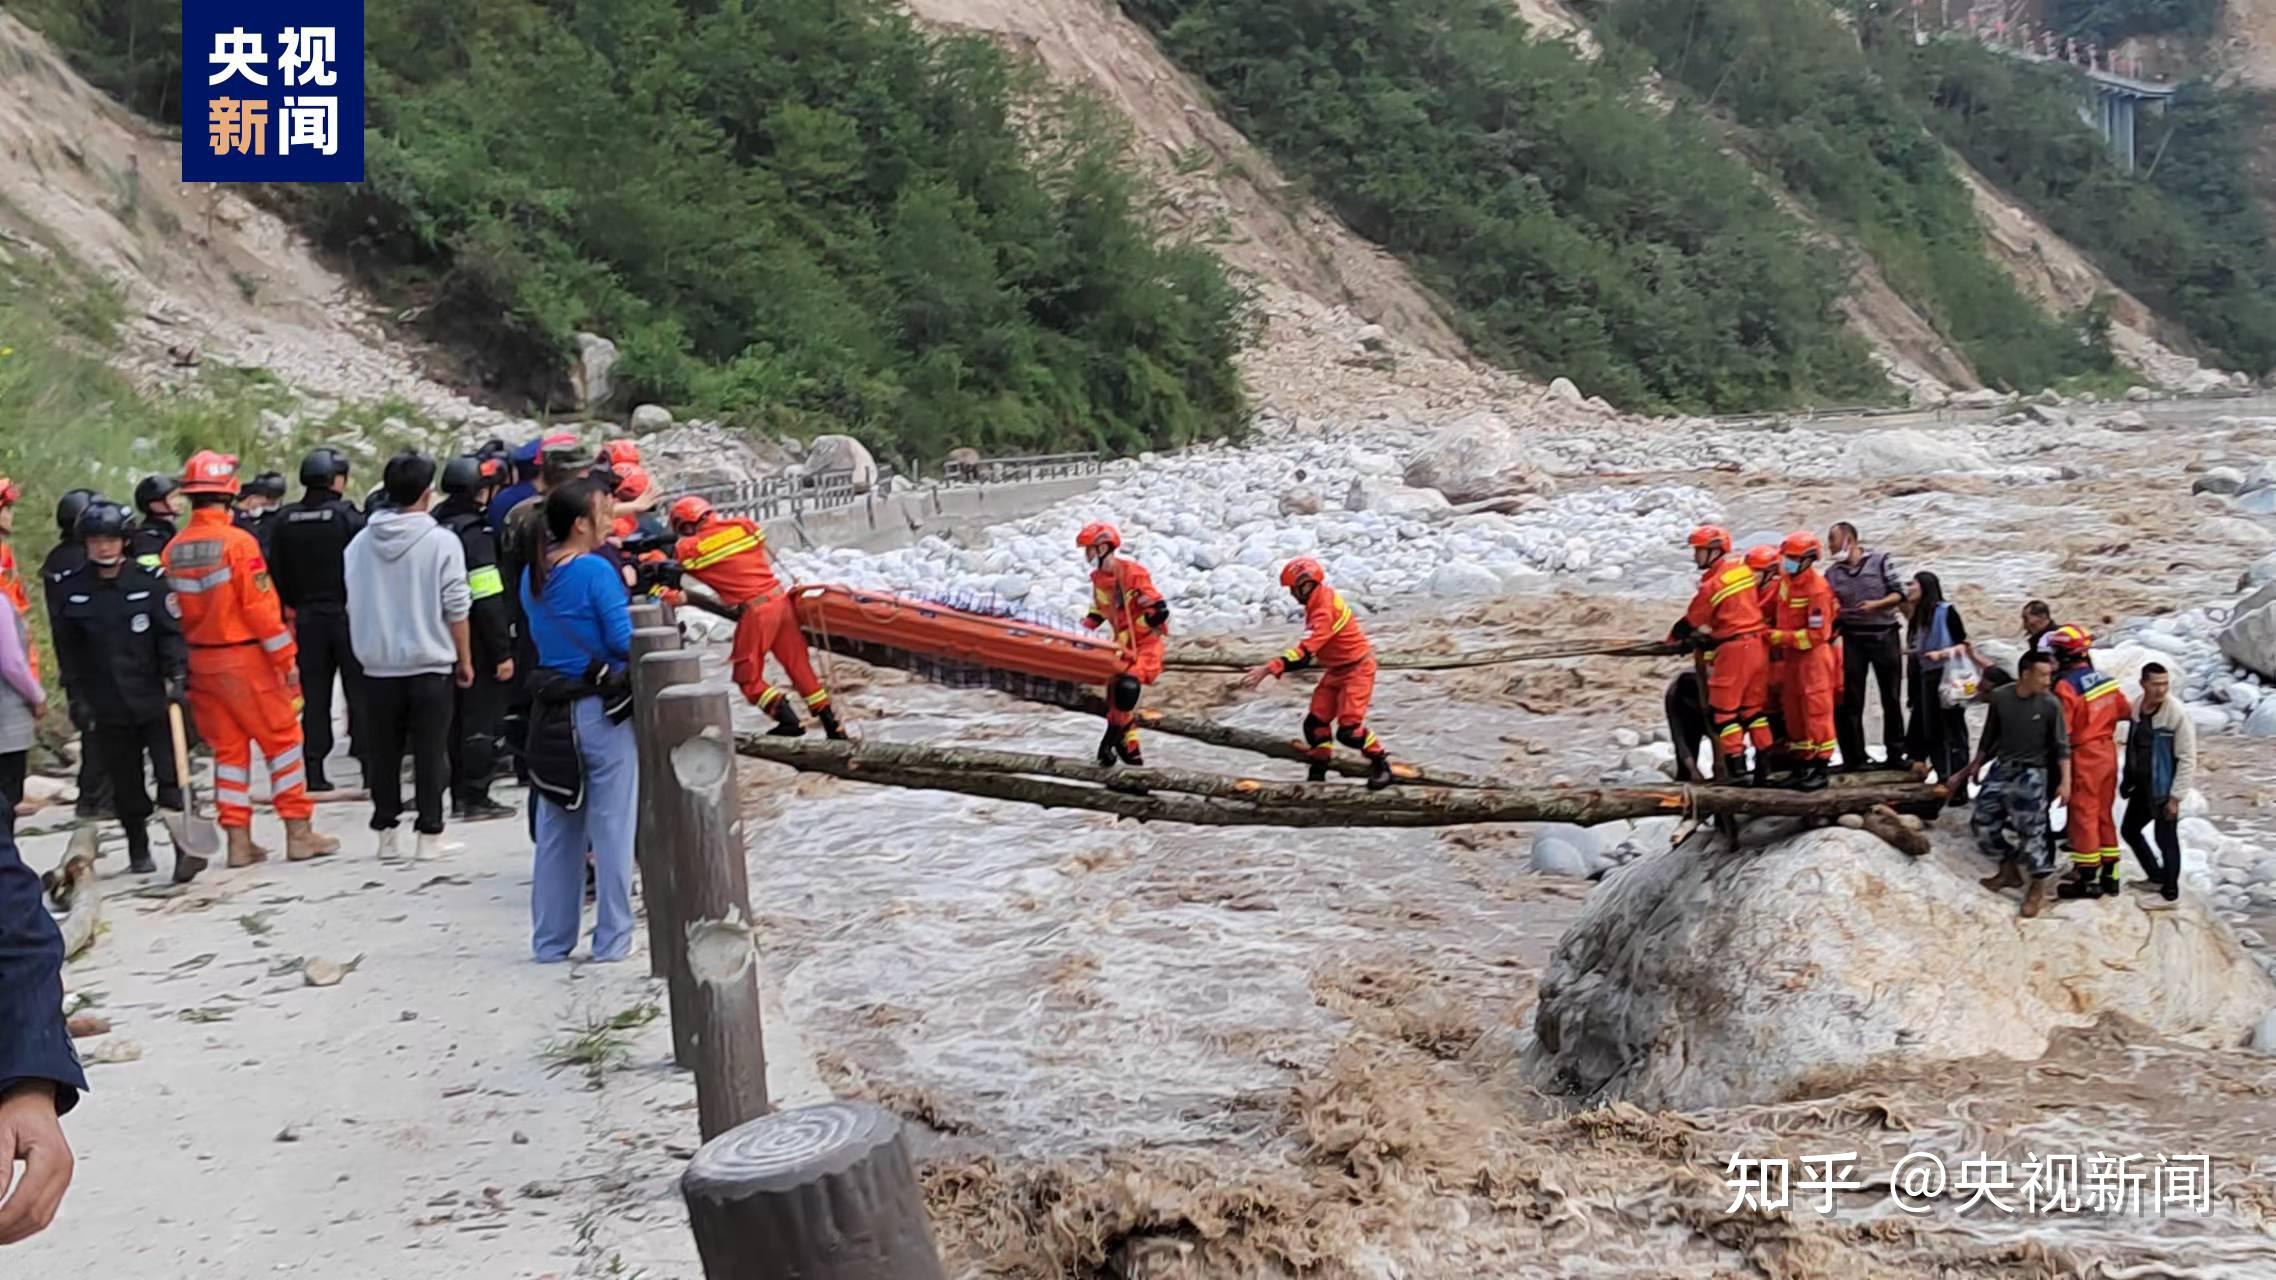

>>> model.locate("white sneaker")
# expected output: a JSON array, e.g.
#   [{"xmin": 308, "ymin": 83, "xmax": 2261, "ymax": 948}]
[
  {"xmin": 375, "ymin": 828, "xmax": 403, "ymax": 861},
  {"xmin": 415, "ymin": 832, "xmax": 447, "ymax": 862}
]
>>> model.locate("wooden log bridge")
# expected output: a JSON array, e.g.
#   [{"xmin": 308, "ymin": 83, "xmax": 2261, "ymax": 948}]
[{"xmin": 733, "ymin": 735, "xmax": 1946, "ymax": 832}]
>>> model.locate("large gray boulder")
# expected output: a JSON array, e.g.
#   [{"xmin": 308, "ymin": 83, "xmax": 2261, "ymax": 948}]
[
  {"xmin": 1402, "ymin": 412, "xmax": 1556, "ymax": 503},
  {"xmin": 2225, "ymin": 583, "xmax": 2276, "ymax": 681},
  {"xmin": 1846, "ymin": 428, "xmax": 1991, "ymax": 477},
  {"xmin": 801, "ymin": 434, "xmax": 879, "ymax": 493},
  {"xmin": 570, "ymin": 332, "xmax": 618, "ymax": 410},
  {"xmin": 1522, "ymin": 827, "xmax": 2273, "ymax": 1110}
]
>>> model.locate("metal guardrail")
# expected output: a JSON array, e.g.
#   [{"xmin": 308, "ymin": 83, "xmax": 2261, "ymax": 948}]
[{"xmin": 683, "ymin": 450, "xmax": 1101, "ymax": 523}]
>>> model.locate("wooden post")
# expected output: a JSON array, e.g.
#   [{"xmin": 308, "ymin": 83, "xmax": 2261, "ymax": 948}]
[
  {"xmin": 631, "ymin": 637, "xmax": 694, "ymax": 985},
  {"xmin": 652, "ymin": 683, "xmax": 769, "ymax": 1137},
  {"xmin": 657, "ymin": 596, "xmax": 678, "ymax": 629},
  {"xmin": 630, "ymin": 601, "xmax": 664, "ymax": 631},
  {"xmin": 681, "ymin": 1102, "xmax": 947, "ymax": 1280}
]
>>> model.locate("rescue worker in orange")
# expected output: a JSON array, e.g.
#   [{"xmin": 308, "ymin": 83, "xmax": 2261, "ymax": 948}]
[
  {"xmin": 1745, "ymin": 543, "xmax": 1792, "ymax": 769},
  {"xmin": 1668, "ymin": 526, "xmax": 1773, "ymax": 786},
  {"xmin": 1076, "ymin": 523, "xmax": 1168, "ymax": 767},
  {"xmin": 2049, "ymin": 624, "xmax": 2131, "ymax": 900},
  {"xmin": 667, "ymin": 495, "xmax": 848, "ymax": 740},
  {"xmin": 0, "ymin": 475, "xmax": 34, "ymax": 680},
  {"xmin": 1240, "ymin": 558, "xmax": 1397, "ymax": 789},
  {"xmin": 1762, "ymin": 531, "xmax": 1840, "ymax": 791},
  {"xmin": 160, "ymin": 452, "xmax": 340, "ymax": 865}
]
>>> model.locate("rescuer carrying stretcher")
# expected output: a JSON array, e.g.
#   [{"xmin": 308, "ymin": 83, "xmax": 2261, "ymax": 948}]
[
  {"xmin": 1243, "ymin": 557, "xmax": 1397, "ymax": 790},
  {"xmin": 1077, "ymin": 522, "xmax": 1167, "ymax": 768},
  {"xmin": 667, "ymin": 495, "xmax": 849, "ymax": 741}
]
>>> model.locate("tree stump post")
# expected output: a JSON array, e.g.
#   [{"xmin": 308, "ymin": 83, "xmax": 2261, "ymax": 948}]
[
  {"xmin": 630, "ymin": 601, "xmax": 665, "ymax": 631},
  {"xmin": 656, "ymin": 596, "xmax": 678, "ymax": 629},
  {"xmin": 652, "ymin": 683, "xmax": 769, "ymax": 1137},
  {"xmin": 631, "ymin": 637, "xmax": 695, "ymax": 987},
  {"xmin": 681, "ymin": 1102, "xmax": 947, "ymax": 1280}
]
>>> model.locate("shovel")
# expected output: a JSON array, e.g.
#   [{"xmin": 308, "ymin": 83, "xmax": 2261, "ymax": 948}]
[{"xmin": 165, "ymin": 702, "xmax": 218, "ymax": 882}]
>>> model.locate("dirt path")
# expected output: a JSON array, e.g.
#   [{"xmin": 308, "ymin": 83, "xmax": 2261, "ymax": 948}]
[{"xmin": 14, "ymin": 783, "xmax": 820, "ymax": 1280}]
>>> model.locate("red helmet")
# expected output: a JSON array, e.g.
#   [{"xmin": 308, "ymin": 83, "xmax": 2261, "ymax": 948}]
[
  {"xmin": 180, "ymin": 450, "xmax": 242, "ymax": 496},
  {"xmin": 0, "ymin": 475, "xmax": 18, "ymax": 507},
  {"xmin": 1280, "ymin": 557, "xmax": 1325, "ymax": 592},
  {"xmin": 669, "ymin": 494, "xmax": 715, "ymax": 532},
  {"xmin": 1076, "ymin": 522, "xmax": 1120, "ymax": 556},
  {"xmin": 1687, "ymin": 525, "xmax": 1732, "ymax": 554},
  {"xmin": 613, "ymin": 464, "xmax": 652, "ymax": 502},
  {"xmin": 1744, "ymin": 544, "xmax": 1779, "ymax": 572},
  {"xmin": 599, "ymin": 440, "xmax": 642, "ymax": 468},
  {"xmin": 2048, "ymin": 624, "xmax": 2094, "ymax": 658},
  {"xmin": 1780, "ymin": 530, "xmax": 1822, "ymax": 560}
]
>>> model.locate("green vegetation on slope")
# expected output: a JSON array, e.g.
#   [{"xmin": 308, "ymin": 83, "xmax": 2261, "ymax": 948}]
[
  {"xmin": 17, "ymin": 0, "xmax": 1252, "ymax": 461},
  {"xmin": 2046, "ymin": 0, "xmax": 2220, "ymax": 45},
  {"xmin": 1121, "ymin": 0, "xmax": 1883, "ymax": 414},
  {"xmin": 1598, "ymin": 0, "xmax": 2116, "ymax": 393},
  {"xmin": 1889, "ymin": 39, "xmax": 2276, "ymax": 377}
]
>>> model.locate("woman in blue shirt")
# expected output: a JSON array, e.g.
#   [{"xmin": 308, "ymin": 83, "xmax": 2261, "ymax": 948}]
[{"xmin": 520, "ymin": 477, "xmax": 639, "ymax": 962}]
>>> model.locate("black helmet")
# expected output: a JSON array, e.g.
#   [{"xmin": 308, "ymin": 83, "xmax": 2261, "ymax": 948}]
[
  {"xmin": 133, "ymin": 473, "xmax": 179, "ymax": 514},
  {"xmin": 440, "ymin": 454, "xmax": 485, "ymax": 496},
  {"xmin": 55, "ymin": 488, "xmax": 99, "ymax": 538},
  {"xmin": 299, "ymin": 447, "xmax": 349, "ymax": 488},
  {"xmin": 74, "ymin": 499, "xmax": 132, "ymax": 542},
  {"xmin": 246, "ymin": 471, "xmax": 287, "ymax": 500}
]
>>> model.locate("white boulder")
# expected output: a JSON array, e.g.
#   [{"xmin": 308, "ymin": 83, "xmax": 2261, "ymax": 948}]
[
  {"xmin": 1371, "ymin": 486, "xmax": 1452, "ymax": 518},
  {"xmin": 1403, "ymin": 412, "xmax": 1557, "ymax": 503},
  {"xmin": 2206, "ymin": 517, "xmax": 2274, "ymax": 548},
  {"xmin": 629, "ymin": 403, "xmax": 673, "ymax": 433},
  {"xmin": 2194, "ymin": 467, "xmax": 2247, "ymax": 496},
  {"xmin": 1522, "ymin": 827, "xmax": 2275, "ymax": 1110},
  {"xmin": 1847, "ymin": 429, "xmax": 1992, "ymax": 477},
  {"xmin": 2246, "ymin": 700, "xmax": 2276, "ymax": 739},
  {"xmin": 1425, "ymin": 561, "xmax": 1503, "ymax": 598},
  {"xmin": 2221, "ymin": 583, "xmax": 2276, "ymax": 681},
  {"xmin": 803, "ymin": 434, "xmax": 879, "ymax": 493},
  {"xmin": 571, "ymin": 332, "xmax": 618, "ymax": 409},
  {"xmin": 2241, "ymin": 553, "xmax": 2276, "ymax": 592},
  {"xmin": 1530, "ymin": 838, "xmax": 1594, "ymax": 879},
  {"xmin": 1545, "ymin": 377, "xmax": 1585, "ymax": 405},
  {"xmin": 1279, "ymin": 487, "xmax": 1322, "ymax": 517}
]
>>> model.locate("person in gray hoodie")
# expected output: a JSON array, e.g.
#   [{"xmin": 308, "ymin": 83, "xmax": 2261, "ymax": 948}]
[{"xmin": 346, "ymin": 452, "xmax": 473, "ymax": 860}]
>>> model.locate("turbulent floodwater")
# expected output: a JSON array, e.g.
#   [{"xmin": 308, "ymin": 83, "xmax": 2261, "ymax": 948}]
[{"xmin": 732, "ymin": 399, "xmax": 2276, "ymax": 1277}]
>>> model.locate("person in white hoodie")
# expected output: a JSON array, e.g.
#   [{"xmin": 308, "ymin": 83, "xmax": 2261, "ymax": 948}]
[{"xmin": 346, "ymin": 453, "xmax": 473, "ymax": 860}]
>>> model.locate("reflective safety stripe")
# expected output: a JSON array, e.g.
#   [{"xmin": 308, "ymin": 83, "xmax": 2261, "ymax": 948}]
[
  {"xmin": 1329, "ymin": 599, "xmax": 1353, "ymax": 635},
  {"xmin": 215, "ymin": 788, "xmax": 251, "ymax": 808},
  {"xmin": 1792, "ymin": 635, "xmax": 1811, "ymax": 651},
  {"xmin": 136, "ymin": 553, "xmax": 163, "ymax": 570},
  {"xmin": 804, "ymin": 689, "xmax": 831, "ymax": 707},
  {"xmin": 1709, "ymin": 568, "xmax": 1756, "ymax": 606},
  {"xmin": 2082, "ymin": 679, "xmax": 2123, "ymax": 701},
  {"xmin": 260, "ymin": 632, "xmax": 292, "ymax": 652},
  {"xmin": 271, "ymin": 768, "xmax": 305, "ymax": 795},
  {"xmin": 467, "ymin": 564, "xmax": 505, "ymax": 600},
  {"xmin": 171, "ymin": 567, "xmax": 234, "ymax": 593},
  {"xmin": 1282, "ymin": 646, "xmax": 1306, "ymax": 664},
  {"xmin": 270, "ymin": 745, "xmax": 303, "ymax": 771},
  {"xmin": 1717, "ymin": 723, "xmax": 1744, "ymax": 738},
  {"xmin": 214, "ymin": 764, "xmax": 251, "ymax": 783},
  {"xmin": 1745, "ymin": 717, "xmax": 1770, "ymax": 729},
  {"xmin": 683, "ymin": 531, "xmax": 762, "ymax": 571}
]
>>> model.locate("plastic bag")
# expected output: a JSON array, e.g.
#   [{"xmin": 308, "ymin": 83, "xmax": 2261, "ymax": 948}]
[{"xmin": 1938, "ymin": 656, "xmax": 1981, "ymax": 709}]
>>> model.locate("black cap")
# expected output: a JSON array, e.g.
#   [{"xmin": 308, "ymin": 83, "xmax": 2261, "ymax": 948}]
[
  {"xmin": 246, "ymin": 471, "xmax": 287, "ymax": 500},
  {"xmin": 440, "ymin": 454, "xmax": 485, "ymax": 496},
  {"xmin": 132, "ymin": 473, "xmax": 179, "ymax": 514},
  {"xmin": 55, "ymin": 488, "xmax": 99, "ymax": 537},
  {"xmin": 74, "ymin": 499, "xmax": 132, "ymax": 542}
]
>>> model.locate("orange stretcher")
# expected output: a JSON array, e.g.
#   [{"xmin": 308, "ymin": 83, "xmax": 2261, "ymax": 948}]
[{"xmin": 788, "ymin": 584, "xmax": 1125, "ymax": 701}]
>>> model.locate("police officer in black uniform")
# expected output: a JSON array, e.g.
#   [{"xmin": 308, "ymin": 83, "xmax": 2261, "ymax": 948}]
[
  {"xmin": 435, "ymin": 455, "xmax": 516, "ymax": 821},
  {"xmin": 233, "ymin": 471, "xmax": 287, "ymax": 557},
  {"xmin": 268, "ymin": 447, "xmax": 365, "ymax": 791},
  {"xmin": 128, "ymin": 473, "xmax": 180, "ymax": 570},
  {"xmin": 51, "ymin": 501, "xmax": 192, "ymax": 880},
  {"xmin": 41, "ymin": 489, "xmax": 111, "ymax": 819}
]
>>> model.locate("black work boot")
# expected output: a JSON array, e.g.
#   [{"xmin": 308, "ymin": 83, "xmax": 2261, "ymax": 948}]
[
  {"xmin": 1751, "ymin": 756, "xmax": 1775, "ymax": 789},
  {"xmin": 124, "ymin": 822, "xmax": 156, "ymax": 875},
  {"xmin": 765, "ymin": 699, "xmax": 806, "ymax": 738},
  {"xmin": 2097, "ymin": 864, "xmax": 2121, "ymax": 899},
  {"xmin": 1307, "ymin": 759, "xmax": 1332, "ymax": 783},
  {"xmin": 453, "ymin": 793, "xmax": 516, "ymax": 823},
  {"xmin": 1115, "ymin": 732, "xmax": 1145, "ymax": 768},
  {"xmin": 2055, "ymin": 866, "xmax": 2102, "ymax": 899},
  {"xmin": 1366, "ymin": 755, "xmax": 1396, "ymax": 791},
  {"xmin": 1096, "ymin": 723, "xmax": 1121, "ymax": 769},
  {"xmin": 817, "ymin": 707, "xmax": 851, "ymax": 742},
  {"xmin": 1794, "ymin": 761, "xmax": 1830, "ymax": 792}
]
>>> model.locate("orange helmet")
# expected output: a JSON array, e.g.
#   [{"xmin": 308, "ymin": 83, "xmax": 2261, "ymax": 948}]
[
  {"xmin": 1280, "ymin": 557, "xmax": 1325, "ymax": 592},
  {"xmin": 180, "ymin": 450, "xmax": 242, "ymax": 496},
  {"xmin": 1744, "ymin": 544, "xmax": 1779, "ymax": 572},
  {"xmin": 1076, "ymin": 522, "xmax": 1120, "ymax": 557},
  {"xmin": 669, "ymin": 494, "xmax": 715, "ymax": 532},
  {"xmin": 599, "ymin": 440, "xmax": 642, "ymax": 468},
  {"xmin": 1780, "ymin": 530, "xmax": 1822, "ymax": 560},
  {"xmin": 2048, "ymin": 623, "xmax": 2094, "ymax": 659},
  {"xmin": 1687, "ymin": 525, "xmax": 1732, "ymax": 554},
  {"xmin": 613, "ymin": 464, "xmax": 652, "ymax": 502}
]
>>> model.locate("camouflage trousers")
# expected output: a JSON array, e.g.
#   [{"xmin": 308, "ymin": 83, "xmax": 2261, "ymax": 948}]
[{"xmin": 1971, "ymin": 762, "xmax": 2055, "ymax": 877}]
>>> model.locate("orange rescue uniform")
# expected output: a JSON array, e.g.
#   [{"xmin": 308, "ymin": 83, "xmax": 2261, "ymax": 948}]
[
  {"xmin": 2056, "ymin": 665, "xmax": 2131, "ymax": 872},
  {"xmin": 1677, "ymin": 554, "xmax": 1771, "ymax": 761},
  {"xmin": 0, "ymin": 542, "xmax": 34, "ymax": 678},
  {"xmin": 162, "ymin": 506, "xmax": 312, "ymax": 827},
  {"xmin": 1764, "ymin": 567, "xmax": 1839, "ymax": 762},
  {"xmin": 674, "ymin": 515, "xmax": 830, "ymax": 716},
  {"xmin": 1083, "ymin": 558, "xmax": 1167, "ymax": 758},
  {"xmin": 1267, "ymin": 583, "xmax": 1385, "ymax": 762}
]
